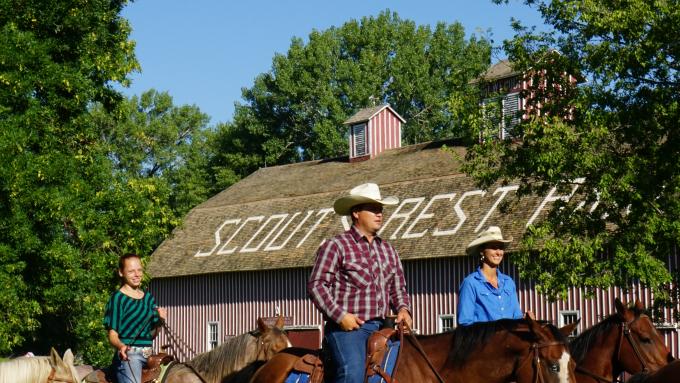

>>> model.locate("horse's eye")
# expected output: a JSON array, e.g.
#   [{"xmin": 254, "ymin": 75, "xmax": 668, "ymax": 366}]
[{"xmin": 549, "ymin": 363, "xmax": 560, "ymax": 373}]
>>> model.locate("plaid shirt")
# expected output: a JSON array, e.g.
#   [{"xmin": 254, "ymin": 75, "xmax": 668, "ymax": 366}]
[{"xmin": 307, "ymin": 225, "xmax": 412, "ymax": 324}]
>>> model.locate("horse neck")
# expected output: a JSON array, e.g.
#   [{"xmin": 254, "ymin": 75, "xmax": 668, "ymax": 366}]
[
  {"xmin": 572, "ymin": 321, "xmax": 621, "ymax": 379},
  {"xmin": 189, "ymin": 332, "xmax": 258, "ymax": 382}
]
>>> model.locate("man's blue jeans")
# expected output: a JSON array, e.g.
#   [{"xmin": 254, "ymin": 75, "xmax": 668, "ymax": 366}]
[
  {"xmin": 324, "ymin": 319, "xmax": 382, "ymax": 383},
  {"xmin": 112, "ymin": 349, "xmax": 147, "ymax": 383}
]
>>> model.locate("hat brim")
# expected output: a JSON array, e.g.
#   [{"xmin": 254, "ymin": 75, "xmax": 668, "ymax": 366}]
[
  {"xmin": 465, "ymin": 237, "xmax": 513, "ymax": 256},
  {"xmin": 333, "ymin": 195, "xmax": 399, "ymax": 216}
]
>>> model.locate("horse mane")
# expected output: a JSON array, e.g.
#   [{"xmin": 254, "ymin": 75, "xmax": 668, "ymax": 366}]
[
  {"xmin": 447, "ymin": 319, "xmax": 553, "ymax": 366},
  {"xmin": 569, "ymin": 309, "xmax": 637, "ymax": 363},
  {"xmin": 0, "ymin": 357, "xmax": 52, "ymax": 383},
  {"xmin": 189, "ymin": 331, "xmax": 258, "ymax": 381}
]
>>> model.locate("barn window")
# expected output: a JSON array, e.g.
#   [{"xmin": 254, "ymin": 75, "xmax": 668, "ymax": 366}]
[
  {"xmin": 207, "ymin": 321, "xmax": 220, "ymax": 350},
  {"xmin": 352, "ymin": 123, "xmax": 367, "ymax": 156},
  {"xmin": 438, "ymin": 314, "xmax": 456, "ymax": 333},
  {"xmin": 558, "ymin": 310, "xmax": 580, "ymax": 338}
]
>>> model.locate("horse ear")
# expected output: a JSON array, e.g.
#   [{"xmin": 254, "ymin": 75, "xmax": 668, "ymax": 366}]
[
  {"xmin": 614, "ymin": 298, "xmax": 626, "ymax": 316},
  {"xmin": 525, "ymin": 314, "xmax": 543, "ymax": 338},
  {"xmin": 559, "ymin": 321, "xmax": 579, "ymax": 337},
  {"xmin": 634, "ymin": 300, "xmax": 644, "ymax": 311},
  {"xmin": 257, "ymin": 317, "xmax": 268, "ymax": 333},
  {"xmin": 62, "ymin": 349, "xmax": 74, "ymax": 365},
  {"xmin": 274, "ymin": 315, "xmax": 285, "ymax": 329},
  {"xmin": 49, "ymin": 347, "xmax": 62, "ymax": 365}
]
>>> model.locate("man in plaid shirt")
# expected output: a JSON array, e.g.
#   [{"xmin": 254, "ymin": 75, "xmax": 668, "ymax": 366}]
[{"xmin": 307, "ymin": 183, "xmax": 412, "ymax": 383}]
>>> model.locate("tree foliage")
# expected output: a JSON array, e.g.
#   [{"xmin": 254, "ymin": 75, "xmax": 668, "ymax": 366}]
[
  {"xmin": 0, "ymin": 0, "xmax": 193, "ymax": 363},
  {"xmin": 465, "ymin": 0, "xmax": 680, "ymax": 304},
  {"xmin": 209, "ymin": 10, "xmax": 491, "ymax": 189}
]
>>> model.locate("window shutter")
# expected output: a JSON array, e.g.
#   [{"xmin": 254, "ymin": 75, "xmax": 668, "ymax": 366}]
[
  {"xmin": 502, "ymin": 93, "xmax": 520, "ymax": 139},
  {"xmin": 353, "ymin": 124, "xmax": 367, "ymax": 156}
]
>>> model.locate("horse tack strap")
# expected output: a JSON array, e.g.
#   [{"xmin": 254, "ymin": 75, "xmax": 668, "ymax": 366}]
[
  {"xmin": 621, "ymin": 319, "xmax": 650, "ymax": 374},
  {"xmin": 575, "ymin": 365, "xmax": 619, "ymax": 383},
  {"xmin": 399, "ymin": 323, "xmax": 446, "ymax": 383}
]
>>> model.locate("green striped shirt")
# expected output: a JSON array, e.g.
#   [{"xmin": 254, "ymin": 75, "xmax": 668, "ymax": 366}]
[{"xmin": 103, "ymin": 290, "xmax": 160, "ymax": 347}]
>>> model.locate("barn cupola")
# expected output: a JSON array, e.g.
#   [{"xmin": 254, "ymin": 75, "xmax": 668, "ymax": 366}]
[{"xmin": 344, "ymin": 104, "xmax": 406, "ymax": 162}]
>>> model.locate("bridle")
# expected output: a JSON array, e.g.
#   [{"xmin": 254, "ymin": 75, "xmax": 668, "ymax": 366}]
[
  {"xmin": 515, "ymin": 339, "xmax": 568, "ymax": 383},
  {"xmin": 575, "ymin": 315, "xmax": 651, "ymax": 383},
  {"xmin": 45, "ymin": 367, "xmax": 76, "ymax": 383}
]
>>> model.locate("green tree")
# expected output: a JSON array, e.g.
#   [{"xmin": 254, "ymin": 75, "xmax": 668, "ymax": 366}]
[
  {"xmin": 465, "ymin": 0, "xmax": 680, "ymax": 304},
  {"xmin": 209, "ymin": 10, "xmax": 491, "ymax": 189},
  {"xmin": 0, "ymin": 0, "xmax": 175, "ymax": 363},
  {"xmin": 93, "ymin": 89, "xmax": 213, "ymax": 217}
]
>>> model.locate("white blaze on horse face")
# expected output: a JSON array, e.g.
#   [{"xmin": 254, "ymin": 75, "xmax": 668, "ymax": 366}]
[{"xmin": 558, "ymin": 352, "xmax": 571, "ymax": 383}]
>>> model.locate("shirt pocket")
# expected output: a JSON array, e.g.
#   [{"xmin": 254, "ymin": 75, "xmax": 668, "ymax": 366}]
[{"xmin": 343, "ymin": 261, "xmax": 372, "ymax": 288}]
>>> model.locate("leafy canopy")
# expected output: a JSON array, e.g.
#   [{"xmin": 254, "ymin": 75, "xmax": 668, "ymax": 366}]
[
  {"xmin": 466, "ymin": 0, "xmax": 680, "ymax": 303},
  {"xmin": 208, "ymin": 10, "xmax": 491, "ymax": 190},
  {"xmin": 0, "ymin": 0, "xmax": 198, "ymax": 363}
]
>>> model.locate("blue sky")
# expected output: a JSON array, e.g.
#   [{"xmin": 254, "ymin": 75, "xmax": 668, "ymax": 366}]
[{"xmin": 120, "ymin": 0, "xmax": 547, "ymax": 125}]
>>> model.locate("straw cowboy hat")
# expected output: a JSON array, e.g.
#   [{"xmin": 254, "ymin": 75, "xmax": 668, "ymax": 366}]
[
  {"xmin": 465, "ymin": 226, "xmax": 513, "ymax": 256},
  {"xmin": 333, "ymin": 183, "xmax": 399, "ymax": 216}
]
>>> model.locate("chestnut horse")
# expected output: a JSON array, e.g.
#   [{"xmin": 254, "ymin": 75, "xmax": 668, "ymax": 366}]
[
  {"xmin": 570, "ymin": 299, "xmax": 672, "ymax": 383},
  {"xmin": 627, "ymin": 359, "xmax": 680, "ymax": 383},
  {"xmin": 79, "ymin": 316, "xmax": 291, "ymax": 383},
  {"xmin": 0, "ymin": 348, "xmax": 80, "ymax": 383},
  {"xmin": 249, "ymin": 316, "xmax": 577, "ymax": 383}
]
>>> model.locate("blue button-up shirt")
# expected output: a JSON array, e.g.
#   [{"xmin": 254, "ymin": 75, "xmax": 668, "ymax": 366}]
[{"xmin": 457, "ymin": 267, "xmax": 523, "ymax": 326}]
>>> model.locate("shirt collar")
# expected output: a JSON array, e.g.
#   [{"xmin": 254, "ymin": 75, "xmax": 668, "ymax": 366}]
[
  {"xmin": 349, "ymin": 225, "xmax": 382, "ymax": 244},
  {"xmin": 473, "ymin": 266, "xmax": 508, "ymax": 283}
]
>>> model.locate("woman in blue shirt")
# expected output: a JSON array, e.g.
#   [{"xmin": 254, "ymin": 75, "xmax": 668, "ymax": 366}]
[{"xmin": 457, "ymin": 226, "xmax": 527, "ymax": 326}]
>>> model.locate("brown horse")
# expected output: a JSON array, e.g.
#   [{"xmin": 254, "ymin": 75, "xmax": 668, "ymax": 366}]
[
  {"xmin": 569, "ymin": 299, "xmax": 672, "ymax": 383},
  {"xmin": 249, "ymin": 316, "xmax": 577, "ymax": 383},
  {"xmin": 627, "ymin": 359, "xmax": 680, "ymax": 383},
  {"xmin": 80, "ymin": 316, "xmax": 290, "ymax": 383},
  {"xmin": 0, "ymin": 348, "xmax": 80, "ymax": 383}
]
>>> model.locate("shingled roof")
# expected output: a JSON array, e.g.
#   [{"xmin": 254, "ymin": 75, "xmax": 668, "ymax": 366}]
[{"xmin": 148, "ymin": 140, "xmax": 584, "ymax": 279}]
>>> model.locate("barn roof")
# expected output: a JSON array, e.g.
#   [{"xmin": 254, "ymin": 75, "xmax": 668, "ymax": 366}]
[
  {"xmin": 343, "ymin": 104, "xmax": 406, "ymax": 125},
  {"xmin": 148, "ymin": 139, "xmax": 584, "ymax": 279}
]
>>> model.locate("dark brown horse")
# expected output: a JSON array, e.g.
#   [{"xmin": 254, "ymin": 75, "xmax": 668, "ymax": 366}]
[
  {"xmin": 569, "ymin": 299, "xmax": 672, "ymax": 383},
  {"xmin": 626, "ymin": 359, "xmax": 680, "ymax": 383},
  {"xmin": 249, "ymin": 316, "xmax": 577, "ymax": 383}
]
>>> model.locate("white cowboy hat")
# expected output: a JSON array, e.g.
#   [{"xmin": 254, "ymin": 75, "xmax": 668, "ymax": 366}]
[
  {"xmin": 466, "ymin": 226, "xmax": 513, "ymax": 256},
  {"xmin": 333, "ymin": 183, "xmax": 399, "ymax": 216}
]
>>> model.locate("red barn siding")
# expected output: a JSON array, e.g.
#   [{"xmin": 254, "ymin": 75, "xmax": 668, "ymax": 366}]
[{"xmin": 151, "ymin": 252, "xmax": 679, "ymax": 360}]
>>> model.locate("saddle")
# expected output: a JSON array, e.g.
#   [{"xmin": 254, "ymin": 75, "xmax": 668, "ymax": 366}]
[
  {"xmin": 278, "ymin": 328, "xmax": 401, "ymax": 383},
  {"xmin": 84, "ymin": 353, "xmax": 174, "ymax": 383},
  {"xmin": 365, "ymin": 328, "xmax": 399, "ymax": 383}
]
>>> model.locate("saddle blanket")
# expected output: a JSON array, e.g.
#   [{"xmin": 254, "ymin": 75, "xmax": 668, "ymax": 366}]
[{"xmin": 283, "ymin": 340, "xmax": 400, "ymax": 383}]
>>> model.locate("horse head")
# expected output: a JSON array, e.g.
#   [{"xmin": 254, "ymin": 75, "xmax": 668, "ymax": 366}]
[
  {"xmin": 515, "ymin": 316, "xmax": 576, "ymax": 383},
  {"xmin": 255, "ymin": 315, "xmax": 292, "ymax": 361},
  {"xmin": 613, "ymin": 298, "xmax": 670, "ymax": 373},
  {"xmin": 47, "ymin": 348, "xmax": 80, "ymax": 383}
]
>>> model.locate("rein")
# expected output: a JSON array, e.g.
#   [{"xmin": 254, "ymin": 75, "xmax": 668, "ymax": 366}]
[
  {"xmin": 45, "ymin": 367, "xmax": 75, "ymax": 383},
  {"xmin": 575, "ymin": 315, "xmax": 649, "ymax": 383},
  {"xmin": 397, "ymin": 322, "xmax": 446, "ymax": 383}
]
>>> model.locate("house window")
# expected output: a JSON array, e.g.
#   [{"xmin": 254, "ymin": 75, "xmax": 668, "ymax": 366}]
[
  {"xmin": 558, "ymin": 310, "xmax": 580, "ymax": 338},
  {"xmin": 352, "ymin": 123, "xmax": 367, "ymax": 156},
  {"xmin": 438, "ymin": 314, "xmax": 456, "ymax": 333},
  {"xmin": 207, "ymin": 321, "xmax": 220, "ymax": 350}
]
